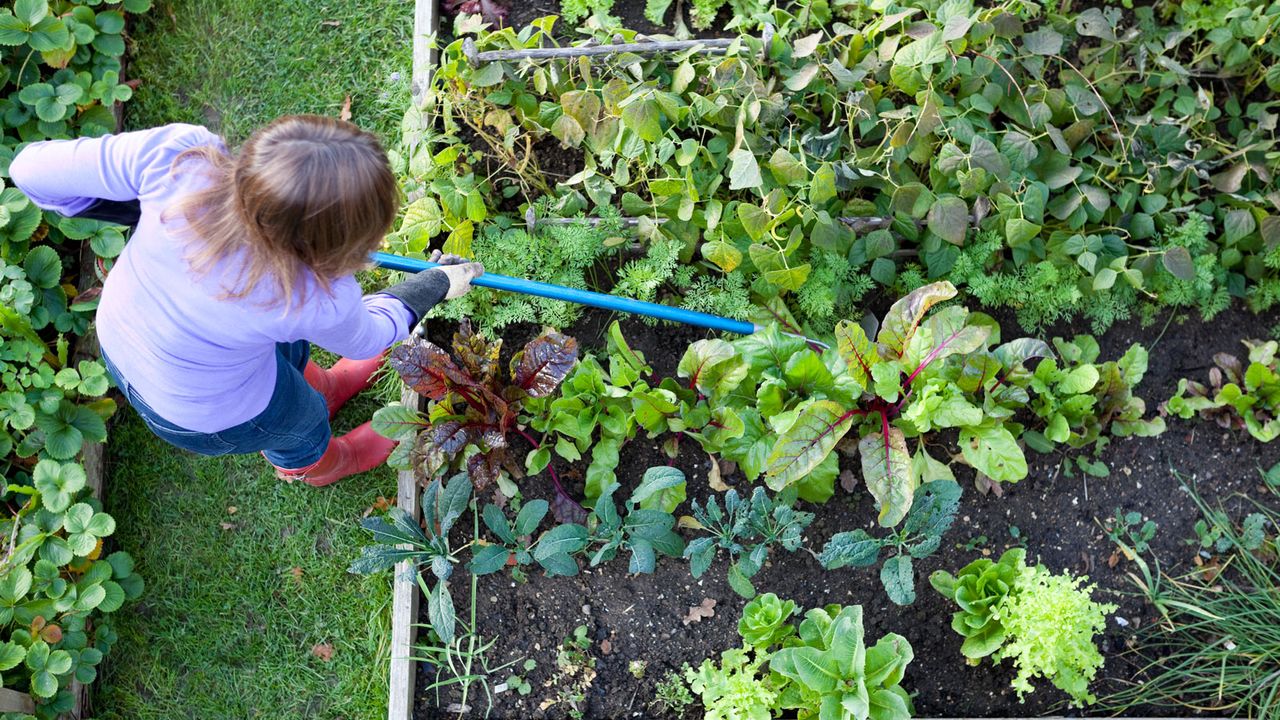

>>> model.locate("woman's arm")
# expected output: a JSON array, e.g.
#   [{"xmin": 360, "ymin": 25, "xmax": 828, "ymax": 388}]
[
  {"xmin": 8, "ymin": 124, "xmax": 219, "ymax": 216},
  {"xmin": 304, "ymin": 256, "xmax": 482, "ymax": 359},
  {"xmin": 306, "ymin": 287, "xmax": 439, "ymax": 360}
]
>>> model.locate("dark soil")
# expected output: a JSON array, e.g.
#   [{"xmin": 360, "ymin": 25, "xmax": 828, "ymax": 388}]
[{"xmin": 413, "ymin": 299, "xmax": 1280, "ymax": 720}]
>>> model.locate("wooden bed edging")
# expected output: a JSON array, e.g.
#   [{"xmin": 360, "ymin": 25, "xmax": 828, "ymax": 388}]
[
  {"xmin": 388, "ymin": 389, "xmax": 425, "ymax": 720},
  {"xmin": 389, "ymin": 0, "xmax": 438, "ymax": 714}
]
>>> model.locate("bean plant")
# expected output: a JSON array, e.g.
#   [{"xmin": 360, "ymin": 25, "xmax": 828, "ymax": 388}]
[{"xmin": 420, "ymin": 3, "xmax": 1279, "ymax": 338}]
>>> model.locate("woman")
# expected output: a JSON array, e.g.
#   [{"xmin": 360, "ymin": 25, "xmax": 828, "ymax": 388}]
[{"xmin": 9, "ymin": 116, "xmax": 481, "ymax": 486}]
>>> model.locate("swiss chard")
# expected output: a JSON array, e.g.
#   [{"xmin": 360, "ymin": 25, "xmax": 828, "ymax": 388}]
[
  {"xmin": 383, "ymin": 320, "xmax": 578, "ymax": 498},
  {"xmin": 1165, "ymin": 339, "xmax": 1280, "ymax": 442},
  {"xmin": 758, "ymin": 281, "xmax": 1043, "ymax": 522},
  {"xmin": 524, "ymin": 322, "xmax": 675, "ymax": 506}
]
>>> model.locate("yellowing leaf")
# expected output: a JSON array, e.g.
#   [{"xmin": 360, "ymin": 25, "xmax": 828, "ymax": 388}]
[{"xmin": 859, "ymin": 427, "xmax": 913, "ymax": 527}]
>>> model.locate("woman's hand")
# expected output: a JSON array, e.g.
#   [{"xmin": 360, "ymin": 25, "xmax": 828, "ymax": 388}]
[{"xmin": 429, "ymin": 250, "xmax": 484, "ymax": 300}]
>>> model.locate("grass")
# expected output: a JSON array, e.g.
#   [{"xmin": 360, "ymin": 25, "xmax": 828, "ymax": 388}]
[
  {"xmin": 125, "ymin": 0, "xmax": 414, "ymax": 143},
  {"xmin": 97, "ymin": 0, "xmax": 415, "ymax": 717},
  {"xmin": 1102, "ymin": 485, "xmax": 1280, "ymax": 717},
  {"xmin": 96, "ymin": 401, "xmax": 399, "ymax": 720}
]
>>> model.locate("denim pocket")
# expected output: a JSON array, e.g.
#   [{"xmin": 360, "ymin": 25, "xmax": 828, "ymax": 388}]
[{"xmin": 139, "ymin": 414, "xmax": 240, "ymax": 455}]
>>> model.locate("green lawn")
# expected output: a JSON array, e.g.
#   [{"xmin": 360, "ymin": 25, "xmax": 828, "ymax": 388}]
[
  {"xmin": 125, "ymin": 0, "xmax": 414, "ymax": 143},
  {"xmin": 96, "ymin": 0, "xmax": 414, "ymax": 717},
  {"xmin": 97, "ymin": 405, "xmax": 397, "ymax": 720}
]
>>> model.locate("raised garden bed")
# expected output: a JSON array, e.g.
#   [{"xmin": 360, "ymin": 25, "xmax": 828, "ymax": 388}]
[
  {"xmin": 399, "ymin": 306, "xmax": 1278, "ymax": 719},
  {"xmin": 379, "ymin": 0, "xmax": 1280, "ymax": 718}
]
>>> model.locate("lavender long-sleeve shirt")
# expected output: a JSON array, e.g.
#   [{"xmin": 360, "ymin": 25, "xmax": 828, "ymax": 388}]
[{"xmin": 10, "ymin": 124, "xmax": 417, "ymax": 432}]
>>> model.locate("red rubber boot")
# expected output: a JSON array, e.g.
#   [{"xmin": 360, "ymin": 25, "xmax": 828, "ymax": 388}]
[
  {"xmin": 272, "ymin": 422, "xmax": 395, "ymax": 487},
  {"xmin": 304, "ymin": 356, "xmax": 386, "ymax": 419}
]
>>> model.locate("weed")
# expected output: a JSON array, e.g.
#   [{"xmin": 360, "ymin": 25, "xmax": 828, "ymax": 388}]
[
  {"xmin": 650, "ymin": 666, "xmax": 695, "ymax": 715},
  {"xmin": 1104, "ymin": 509, "xmax": 1157, "ymax": 555}
]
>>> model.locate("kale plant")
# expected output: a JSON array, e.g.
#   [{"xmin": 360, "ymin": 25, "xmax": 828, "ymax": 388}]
[
  {"xmin": 469, "ymin": 497, "xmax": 589, "ymax": 580},
  {"xmin": 683, "ymin": 487, "xmax": 813, "ymax": 599},
  {"xmin": 818, "ymin": 481, "xmax": 962, "ymax": 605},
  {"xmin": 350, "ymin": 472, "xmax": 471, "ymax": 643},
  {"xmin": 583, "ymin": 468, "xmax": 686, "ymax": 573},
  {"xmin": 469, "ymin": 466, "xmax": 685, "ymax": 579}
]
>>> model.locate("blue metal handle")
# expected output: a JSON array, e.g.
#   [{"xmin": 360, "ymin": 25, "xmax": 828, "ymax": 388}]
[{"xmin": 371, "ymin": 251, "xmax": 760, "ymax": 336}]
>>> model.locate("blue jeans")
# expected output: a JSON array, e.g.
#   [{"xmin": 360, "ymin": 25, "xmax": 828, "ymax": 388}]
[{"xmin": 101, "ymin": 341, "xmax": 331, "ymax": 468}]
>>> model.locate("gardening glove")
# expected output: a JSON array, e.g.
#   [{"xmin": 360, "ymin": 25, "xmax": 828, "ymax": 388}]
[
  {"xmin": 71, "ymin": 198, "xmax": 142, "ymax": 229},
  {"xmin": 378, "ymin": 250, "xmax": 484, "ymax": 323}
]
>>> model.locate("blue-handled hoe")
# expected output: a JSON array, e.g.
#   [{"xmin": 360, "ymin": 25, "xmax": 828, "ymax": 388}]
[{"xmin": 370, "ymin": 250, "xmax": 831, "ymax": 348}]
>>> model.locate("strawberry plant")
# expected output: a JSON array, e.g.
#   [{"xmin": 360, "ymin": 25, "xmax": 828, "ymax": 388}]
[
  {"xmin": 2, "ymin": 1, "xmax": 149, "ymax": 714},
  {"xmin": 0, "ymin": 483, "xmax": 141, "ymax": 713}
]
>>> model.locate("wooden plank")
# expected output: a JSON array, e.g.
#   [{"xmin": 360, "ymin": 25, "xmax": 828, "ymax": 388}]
[
  {"xmin": 392, "ymin": 2, "xmax": 439, "ymax": 716},
  {"xmin": 410, "ymin": 0, "xmax": 439, "ymax": 107},
  {"xmin": 388, "ymin": 388, "xmax": 424, "ymax": 720},
  {"xmin": 0, "ymin": 688, "xmax": 36, "ymax": 714}
]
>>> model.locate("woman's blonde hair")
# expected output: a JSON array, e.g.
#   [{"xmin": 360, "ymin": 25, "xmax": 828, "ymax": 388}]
[{"xmin": 173, "ymin": 115, "xmax": 398, "ymax": 307}]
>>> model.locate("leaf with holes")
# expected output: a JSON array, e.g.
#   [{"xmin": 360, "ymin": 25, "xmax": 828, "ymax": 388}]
[
  {"xmin": 512, "ymin": 332, "xmax": 578, "ymax": 398},
  {"xmin": 960, "ymin": 425, "xmax": 1027, "ymax": 482}
]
